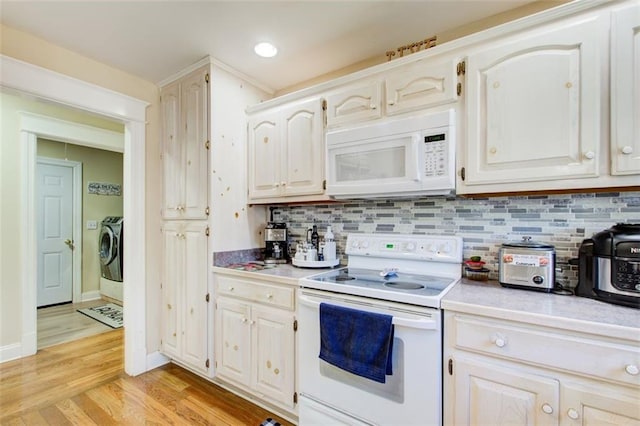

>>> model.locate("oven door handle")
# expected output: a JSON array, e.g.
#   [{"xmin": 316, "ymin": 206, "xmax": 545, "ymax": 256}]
[{"xmin": 299, "ymin": 293, "xmax": 438, "ymax": 331}]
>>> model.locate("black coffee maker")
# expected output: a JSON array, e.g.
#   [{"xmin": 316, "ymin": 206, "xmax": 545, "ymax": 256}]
[
  {"xmin": 264, "ymin": 222, "xmax": 288, "ymax": 264},
  {"xmin": 264, "ymin": 209, "xmax": 288, "ymax": 264}
]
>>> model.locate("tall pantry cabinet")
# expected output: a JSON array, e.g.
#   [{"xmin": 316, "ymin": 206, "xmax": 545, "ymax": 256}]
[{"xmin": 159, "ymin": 65, "xmax": 212, "ymax": 376}]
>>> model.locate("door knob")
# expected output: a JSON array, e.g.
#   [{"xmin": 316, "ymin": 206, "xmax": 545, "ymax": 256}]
[{"xmin": 64, "ymin": 239, "xmax": 75, "ymax": 250}]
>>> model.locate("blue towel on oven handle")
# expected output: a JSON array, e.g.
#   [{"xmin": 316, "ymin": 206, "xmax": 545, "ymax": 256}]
[{"xmin": 318, "ymin": 302, "xmax": 394, "ymax": 383}]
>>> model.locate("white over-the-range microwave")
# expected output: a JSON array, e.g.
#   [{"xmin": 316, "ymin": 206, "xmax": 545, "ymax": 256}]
[{"xmin": 326, "ymin": 109, "xmax": 455, "ymax": 199}]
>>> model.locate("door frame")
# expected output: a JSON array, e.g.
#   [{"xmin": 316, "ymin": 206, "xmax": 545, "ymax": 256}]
[
  {"xmin": 36, "ymin": 156, "xmax": 83, "ymax": 304},
  {"xmin": 1, "ymin": 54, "xmax": 149, "ymax": 375}
]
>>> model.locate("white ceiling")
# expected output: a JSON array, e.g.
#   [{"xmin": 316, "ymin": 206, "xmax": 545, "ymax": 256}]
[{"xmin": 1, "ymin": 1, "xmax": 542, "ymax": 92}]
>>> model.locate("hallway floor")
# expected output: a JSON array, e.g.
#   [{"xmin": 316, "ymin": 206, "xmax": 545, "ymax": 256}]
[{"xmin": 37, "ymin": 299, "xmax": 115, "ymax": 349}]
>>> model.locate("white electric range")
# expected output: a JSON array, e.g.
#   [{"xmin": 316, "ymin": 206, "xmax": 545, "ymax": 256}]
[{"xmin": 297, "ymin": 232, "xmax": 463, "ymax": 425}]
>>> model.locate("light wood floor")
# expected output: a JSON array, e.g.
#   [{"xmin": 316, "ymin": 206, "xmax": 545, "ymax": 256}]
[
  {"xmin": 0, "ymin": 329, "xmax": 294, "ymax": 425},
  {"xmin": 38, "ymin": 299, "xmax": 115, "ymax": 349}
]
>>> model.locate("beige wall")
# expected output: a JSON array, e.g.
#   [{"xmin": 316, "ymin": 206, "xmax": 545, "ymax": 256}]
[
  {"xmin": 37, "ymin": 138, "xmax": 124, "ymax": 296},
  {"xmin": 276, "ymin": 0, "xmax": 568, "ymax": 96},
  {"xmin": 0, "ymin": 23, "xmax": 161, "ymax": 353}
]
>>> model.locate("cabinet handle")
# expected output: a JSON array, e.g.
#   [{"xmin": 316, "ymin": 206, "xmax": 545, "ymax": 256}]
[
  {"xmin": 494, "ymin": 337, "xmax": 506, "ymax": 348},
  {"xmin": 621, "ymin": 145, "xmax": 633, "ymax": 155},
  {"xmin": 541, "ymin": 403, "xmax": 554, "ymax": 414},
  {"xmin": 567, "ymin": 408, "xmax": 579, "ymax": 420},
  {"xmin": 584, "ymin": 151, "xmax": 595, "ymax": 160},
  {"xmin": 625, "ymin": 364, "xmax": 639, "ymax": 375}
]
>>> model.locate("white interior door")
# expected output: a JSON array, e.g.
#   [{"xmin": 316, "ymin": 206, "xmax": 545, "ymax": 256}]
[{"xmin": 37, "ymin": 162, "xmax": 74, "ymax": 307}]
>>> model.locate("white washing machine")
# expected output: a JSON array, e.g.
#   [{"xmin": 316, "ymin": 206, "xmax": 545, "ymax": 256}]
[{"xmin": 99, "ymin": 216, "xmax": 123, "ymax": 282}]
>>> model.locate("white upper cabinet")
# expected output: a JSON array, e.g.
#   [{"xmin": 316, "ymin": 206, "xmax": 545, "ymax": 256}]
[
  {"xmin": 463, "ymin": 14, "xmax": 603, "ymax": 190},
  {"xmin": 325, "ymin": 80, "xmax": 382, "ymax": 127},
  {"xmin": 248, "ymin": 97, "xmax": 325, "ymax": 203},
  {"xmin": 385, "ymin": 57, "xmax": 458, "ymax": 116},
  {"xmin": 161, "ymin": 66, "xmax": 209, "ymax": 219},
  {"xmin": 611, "ymin": 3, "xmax": 640, "ymax": 175},
  {"xmin": 325, "ymin": 57, "xmax": 460, "ymax": 128}
]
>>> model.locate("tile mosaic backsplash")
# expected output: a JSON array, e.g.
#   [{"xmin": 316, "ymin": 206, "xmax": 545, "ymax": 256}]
[{"xmin": 271, "ymin": 191, "xmax": 640, "ymax": 288}]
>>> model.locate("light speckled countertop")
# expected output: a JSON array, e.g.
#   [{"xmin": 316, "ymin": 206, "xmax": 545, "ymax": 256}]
[
  {"xmin": 442, "ymin": 279, "xmax": 640, "ymax": 341},
  {"xmin": 212, "ymin": 264, "xmax": 639, "ymax": 340},
  {"xmin": 212, "ymin": 263, "xmax": 342, "ymax": 286}
]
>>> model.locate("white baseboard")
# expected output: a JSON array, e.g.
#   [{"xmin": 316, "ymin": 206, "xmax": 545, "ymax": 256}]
[
  {"xmin": 0, "ymin": 342, "xmax": 23, "ymax": 363},
  {"xmin": 146, "ymin": 351, "xmax": 170, "ymax": 372},
  {"xmin": 82, "ymin": 290, "xmax": 102, "ymax": 301}
]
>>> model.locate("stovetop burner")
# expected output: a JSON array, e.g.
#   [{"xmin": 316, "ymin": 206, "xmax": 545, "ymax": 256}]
[{"xmin": 383, "ymin": 282, "xmax": 425, "ymax": 290}]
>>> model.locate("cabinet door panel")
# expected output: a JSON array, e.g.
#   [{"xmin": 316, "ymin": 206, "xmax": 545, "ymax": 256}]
[
  {"xmin": 282, "ymin": 99, "xmax": 325, "ymax": 196},
  {"xmin": 452, "ymin": 357, "xmax": 559, "ymax": 426},
  {"xmin": 181, "ymin": 222, "xmax": 209, "ymax": 371},
  {"xmin": 611, "ymin": 4, "xmax": 640, "ymax": 175},
  {"xmin": 562, "ymin": 381, "xmax": 640, "ymax": 425},
  {"xmin": 181, "ymin": 69, "xmax": 209, "ymax": 219},
  {"xmin": 385, "ymin": 58, "xmax": 457, "ymax": 115},
  {"xmin": 252, "ymin": 306, "xmax": 295, "ymax": 408},
  {"xmin": 248, "ymin": 115, "xmax": 280, "ymax": 199},
  {"xmin": 161, "ymin": 222, "xmax": 182, "ymax": 357},
  {"xmin": 215, "ymin": 298, "xmax": 251, "ymax": 387},
  {"xmin": 161, "ymin": 82, "xmax": 183, "ymax": 219},
  {"xmin": 326, "ymin": 81, "xmax": 382, "ymax": 127},
  {"xmin": 465, "ymin": 16, "xmax": 601, "ymax": 186}
]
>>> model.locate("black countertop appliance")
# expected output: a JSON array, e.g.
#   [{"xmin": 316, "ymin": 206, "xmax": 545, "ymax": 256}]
[{"xmin": 576, "ymin": 223, "xmax": 640, "ymax": 309}]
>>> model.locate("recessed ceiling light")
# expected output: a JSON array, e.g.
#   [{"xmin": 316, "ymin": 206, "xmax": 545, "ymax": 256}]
[{"xmin": 254, "ymin": 42, "xmax": 278, "ymax": 58}]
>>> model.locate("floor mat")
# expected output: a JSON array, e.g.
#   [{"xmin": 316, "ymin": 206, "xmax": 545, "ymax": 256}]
[{"xmin": 77, "ymin": 303, "xmax": 123, "ymax": 328}]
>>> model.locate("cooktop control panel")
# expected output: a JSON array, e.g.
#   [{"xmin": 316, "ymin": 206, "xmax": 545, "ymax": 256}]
[{"xmin": 346, "ymin": 233, "xmax": 463, "ymax": 263}]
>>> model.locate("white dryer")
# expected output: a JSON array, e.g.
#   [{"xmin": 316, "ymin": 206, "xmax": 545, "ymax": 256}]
[{"xmin": 99, "ymin": 216, "xmax": 123, "ymax": 282}]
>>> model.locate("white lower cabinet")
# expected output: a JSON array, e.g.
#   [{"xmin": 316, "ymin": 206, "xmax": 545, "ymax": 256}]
[
  {"xmin": 444, "ymin": 312, "xmax": 640, "ymax": 426},
  {"xmin": 161, "ymin": 221, "xmax": 211, "ymax": 375},
  {"xmin": 214, "ymin": 273, "xmax": 296, "ymax": 412}
]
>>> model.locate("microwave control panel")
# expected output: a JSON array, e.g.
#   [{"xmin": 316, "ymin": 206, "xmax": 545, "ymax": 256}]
[{"xmin": 423, "ymin": 131, "xmax": 448, "ymax": 177}]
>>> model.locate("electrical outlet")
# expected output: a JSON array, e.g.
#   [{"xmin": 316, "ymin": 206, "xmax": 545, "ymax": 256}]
[{"xmin": 87, "ymin": 220, "xmax": 98, "ymax": 230}]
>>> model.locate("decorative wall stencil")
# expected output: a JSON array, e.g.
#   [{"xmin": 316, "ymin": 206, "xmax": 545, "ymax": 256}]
[{"xmin": 88, "ymin": 182, "xmax": 121, "ymax": 196}]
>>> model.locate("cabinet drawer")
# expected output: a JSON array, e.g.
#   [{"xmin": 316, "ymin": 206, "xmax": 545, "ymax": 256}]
[
  {"xmin": 451, "ymin": 315, "xmax": 640, "ymax": 387},
  {"xmin": 215, "ymin": 276, "xmax": 294, "ymax": 310}
]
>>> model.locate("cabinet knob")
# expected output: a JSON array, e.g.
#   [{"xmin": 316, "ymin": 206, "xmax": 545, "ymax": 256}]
[
  {"xmin": 388, "ymin": 100, "xmax": 396, "ymax": 106},
  {"xmin": 625, "ymin": 364, "xmax": 639, "ymax": 375},
  {"xmin": 250, "ymin": 320, "xmax": 256, "ymax": 325},
  {"xmin": 167, "ymin": 304, "xmax": 172, "ymax": 310},
  {"xmin": 494, "ymin": 337, "xmax": 506, "ymax": 348},
  {"xmin": 228, "ymin": 286, "xmax": 234, "ymax": 292},
  {"xmin": 541, "ymin": 403, "xmax": 554, "ymax": 414},
  {"xmin": 489, "ymin": 147, "xmax": 497, "ymax": 155},
  {"xmin": 621, "ymin": 145, "xmax": 633, "ymax": 155},
  {"xmin": 584, "ymin": 151, "xmax": 595, "ymax": 160},
  {"xmin": 267, "ymin": 293, "xmax": 273, "ymax": 299},
  {"xmin": 567, "ymin": 408, "xmax": 579, "ymax": 420},
  {"xmin": 370, "ymin": 103, "xmax": 377, "ymax": 110},
  {"xmin": 242, "ymin": 318, "xmax": 248, "ymax": 323}
]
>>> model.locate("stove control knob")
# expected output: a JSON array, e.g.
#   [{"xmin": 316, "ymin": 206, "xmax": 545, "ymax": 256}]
[
  {"xmin": 362, "ymin": 241, "xmax": 370, "ymax": 249},
  {"xmin": 439, "ymin": 243, "xmax": 452, "ymax": 254},
  {"xmin": 351, "ymin": 241, "xmax": 360, "ymax": 249},
  {"xmin": 405, "ymin": 242, "xmax": 416, "ymax": 251}
]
